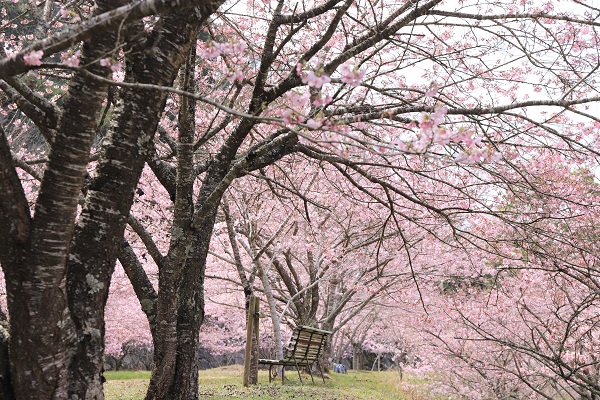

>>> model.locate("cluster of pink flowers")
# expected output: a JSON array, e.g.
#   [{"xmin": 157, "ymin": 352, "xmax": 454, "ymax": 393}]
[
  {"xmin": 297, "ymin": 62, "xmax": 365, "ymax": 89},
  {"xmin": 313, "ymin": 93, "xmax": 332, "ymax": 107},
  {"xmin": 455, "ymin": 146, "xmax": 502, "ymax": 164},
  {"xmin": 61, "ymin": 50, "xmax": 81, "ymax": 67},
  {"xmin": 288, "ymin": 90, "xmax": 310, "ymax": 109},
  {"xmin": 418, "ymin": 106, "xmax": 447, "ymax": 138},
  {"xmin": 388, "ymin": 106, "xmax": 502, "ymax": 163},
  {"xmin": 58, "ymin": 7, "xmax": 80, "ymax": 21},
  {"xmin": 338, "ymin": 62, "xmax": 365, "ymax": 87},
  {"xmin": 425, "ymin": 83, "xmax": 439, "ymax": 98},
  {"xmin": 306, "ymin": 118, "xmax": 323, "ymax": 129},
  {"xmin": 200, "ymin": 40, "xmax": 247, "ymax": 59},
  {"xmin": 276, "ymin": 91, "xmax": 310, "ymax": 125},
  {"xmin": 100, "ymin": 58, "xmax": 122, "ymax": 72},
  {"xmin": 23, "ymin": 50, "xmax": 43, "ymax": 66},
  {"xmin": 279, "ymin": 108, "xmax": 305, "ymax": 125},
  {"xmin": 300, "ymin": 68, "xmax": 331, "ymax": 88}
]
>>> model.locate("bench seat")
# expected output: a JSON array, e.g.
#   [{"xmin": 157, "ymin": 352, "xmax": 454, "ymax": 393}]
[{"xmin": 259, "ymin": 325, "xmax": 332, "ymax": 384}]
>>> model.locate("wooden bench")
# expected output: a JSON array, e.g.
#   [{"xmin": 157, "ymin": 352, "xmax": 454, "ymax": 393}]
[{"xmin": 258, "ymin": 325, "xmax": 332, "ymax": 384}]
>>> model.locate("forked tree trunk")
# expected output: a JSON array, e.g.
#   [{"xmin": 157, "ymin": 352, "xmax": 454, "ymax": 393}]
[
  {"xmin": 2, "ymin": 8, "xmax": 118, "ymax": 396},
  {"xmin": 145, "ymin": 211, "xmax": 218, "ymax": 400},
  {"xmin": 64, "ymin": 6, "xmax": 204, "ymax": 396}
]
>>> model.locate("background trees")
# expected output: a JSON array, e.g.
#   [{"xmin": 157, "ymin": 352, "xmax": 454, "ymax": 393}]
[{"xmin": 2, "ymin": 0, "xmax": 600, "ymax": 399}]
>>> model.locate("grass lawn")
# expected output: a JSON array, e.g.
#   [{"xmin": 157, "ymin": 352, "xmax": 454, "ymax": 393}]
[{"xmin": 104, "ymin": 365, "xmax": 436, "ymax": 399}]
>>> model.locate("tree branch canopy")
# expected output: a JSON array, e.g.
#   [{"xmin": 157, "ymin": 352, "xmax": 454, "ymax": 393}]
[{"xmin": 0, "ymin": 0, "xmax": 224, "ymax": 76}]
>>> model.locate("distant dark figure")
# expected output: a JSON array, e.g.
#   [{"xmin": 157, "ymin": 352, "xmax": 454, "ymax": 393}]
[{"xmin": 334, "ymin": 364, "xmax": 347, "ymax": 374}]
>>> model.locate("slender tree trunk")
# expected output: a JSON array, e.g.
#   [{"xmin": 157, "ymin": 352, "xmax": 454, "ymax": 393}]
[
  {"xmin": 223, "ymin": 198, "xmax": 261, "ymax": 385},
  {"xmin": 258, "ymin": 262, "xmax": 284, "ymax": 360},
  {"xmin": 146, "ymin": 118, "xmax": 267, "ymax": 399}
]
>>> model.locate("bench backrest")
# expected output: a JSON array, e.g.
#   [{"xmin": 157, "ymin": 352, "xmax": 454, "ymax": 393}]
[{"xmin": 282, "ymin": 325, "xmax": 331, "ymax": 366}]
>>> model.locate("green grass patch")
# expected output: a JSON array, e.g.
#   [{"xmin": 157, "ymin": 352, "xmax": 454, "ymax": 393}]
[
  {"xmin": 105, "ymin": 370, "xmax": 151, "ymax": 380},
  {"xmin": 105, "ymin": 365, "xmax": 438, "ymax": 400},
  {"xmin": 104, "ymin": 370, "xmax": 150, "ymax": 400}
]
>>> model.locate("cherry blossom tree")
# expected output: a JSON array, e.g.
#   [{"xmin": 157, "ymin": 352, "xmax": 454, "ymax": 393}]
[
  {"xmin": 413, "ymin": 160, "xmax": 600, "ymax": 399},
  {"xmin": 212, "ymin": 169, "xmax": 414, "ymax": 369},
  {"xmin": 2, "ymin": 0, "xmax": 600, "ymax": 399}
]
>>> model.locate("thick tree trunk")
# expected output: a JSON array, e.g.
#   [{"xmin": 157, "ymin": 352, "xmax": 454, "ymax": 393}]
[
  {"xmin": 352, "ymin": 343, "xmax": 364, "ymax": 371},
  {"xmin": 1, "ymin": 1, "xmax": 224, "ymax": 398},
  {"xmin": 3, "ymin": 9, "xmax": 119, "ymax": 395},
  {"xmin": 66, "ymin": 3, "xmax": 218, "ymax": 397},
  {"xmin": 146, "ymin": 211, "xmax": 217, "ymax": 400},
  {"xmin": 0, "ymin": 127, "xmax": 24, "ymax": 400},
  {"xmin": 0, "ymin": 308, "xmax": 12, "ymax": 400}
]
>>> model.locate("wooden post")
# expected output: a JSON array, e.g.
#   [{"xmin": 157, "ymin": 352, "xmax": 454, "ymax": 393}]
[
  {"xmin": 243, "ymin": 295, "xmax": 259, "ymax": 386},
  {"xmin": 253, "ymin": 296, "xmax": 260, "ymax": 354},
  {"xmin": 250, "ymin": 296, "xmax": 259, "ymax": 384}
]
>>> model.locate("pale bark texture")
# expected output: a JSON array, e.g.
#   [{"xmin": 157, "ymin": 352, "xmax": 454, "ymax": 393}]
[{"xmin": 224, "ymin": 199, "xmax": 259, "ymax": 385}]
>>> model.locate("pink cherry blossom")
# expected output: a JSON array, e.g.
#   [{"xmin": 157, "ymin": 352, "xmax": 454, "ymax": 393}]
[
  {"xmin": 338, "ymin": 62, "xmax": 365, "ymax": 87},
  {"xmin": 286, "ymin": 90, "xmax": 310, "ymax": 110},
  {"xmin": 109, "ymin": 62, "xmax": 122, "ymax": 72},
  {"xmin": 302, "ymin": 70, "xmax": 331, "ymax": 88},
  {"xmin": 100, "ymin": 58, "xmax": 122, "ymax": 71},
  {"xmin": 200, "ymin": 46, "xmax": 221, "ymax": 59},
  {"xmin": 200, "ymin": 40, "xmax": 247, "ymax": 59},
  {"xmin": 313, "ymin": 93, "xmax": 332, "ymax": 107},
  {"xmin": 23, "ymin": 50, "xmax": 43, "ymax": 66},
  {"xmin": 61, "ymin": 50, "xmax": 80, "ymax": 67},
  {"xmin": 306, "ymin": 118, "xmax": 323, "ymax": 129},
  {"xmin": 226, "ymin": 69, "xmax": 245, "ymax": 83},
  {"xmin": 431, "ymin": 106, "xmax": 447, "ymax": 125},
  {"xmin": 279, "ymin": 108, "xmax": 304, "ymax": 125},
  {"xmin": 425, "ymin": 83, "xmax": 439, "ymax": 97},
  {"xmin": 418, "ymin": 113, "xmax": 435, "ymax": 132}
]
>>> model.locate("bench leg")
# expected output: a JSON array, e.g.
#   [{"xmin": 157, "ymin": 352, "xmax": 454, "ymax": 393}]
[
  {"xmin": 307, "ymin": 366, "xmax": 315, "ymax": 384},
  {"xmin": 293, "ymin": 360, "xmax": 304, "ymax": 385},
  {"xmin": 317, "ymin": 363, "xmax": 326, "ymax": 384}
]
